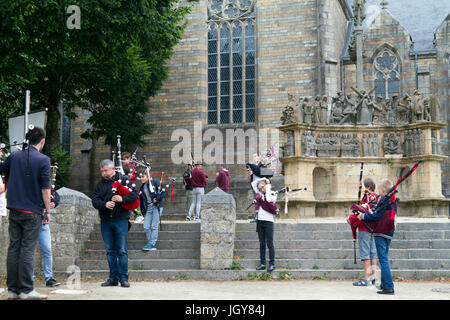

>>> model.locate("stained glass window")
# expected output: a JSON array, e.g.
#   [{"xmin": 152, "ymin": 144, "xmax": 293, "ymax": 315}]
[
  {"xmin": 373, "ymin": 48, "xmax": 400, "ymax": 101},
  {"xmin": 207, "ymin": 0, "xmax": 256, "ymax": 125}
]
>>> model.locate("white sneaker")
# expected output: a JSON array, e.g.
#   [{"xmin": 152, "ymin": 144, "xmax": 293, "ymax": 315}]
[
  {"xmin": 186, "ymin": 215, "xmax": 192, "ymax": 221},
  {"xmin": 8, "ymin": 291, "xmax": 20, "ymax": 300},
  {"xmin": 19, "ymin": 290, "xmax": 48, "ymax": 300},
  {"xmin": 134, "ymin": 215, "xmax": 145, "ymax": 223}
]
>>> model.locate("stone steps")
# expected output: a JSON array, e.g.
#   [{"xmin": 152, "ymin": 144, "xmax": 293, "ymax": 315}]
[
  {"xmin": 67, "ymin": 220, "xmax": 450, "ymax": 280},
  {"xmin": 74, "ymin": 258, "xmax": 450, "ymax": 270},
  {"xmin": 234, "ymin": 240, "xmax": 450, "ymax": 249},
  {"xmin": 234, "ymin": 248, "xmax": 450, "ymax": 260},
  {"xmin": 84, "ymin": 239, "xmax": 200, "ymax": 250}
]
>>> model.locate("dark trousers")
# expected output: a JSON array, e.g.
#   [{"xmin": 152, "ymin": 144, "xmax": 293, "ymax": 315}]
[
  {"xmin": 256, "ymin": 220, "xmax": 275, "ymax": 266},
  {"xmin": 7, "ymin": 210, "xmax": 43, "ymax": 294},
  {"xmin": 101, "ymin": 219, "xmax": 129, "ymax": 281}
]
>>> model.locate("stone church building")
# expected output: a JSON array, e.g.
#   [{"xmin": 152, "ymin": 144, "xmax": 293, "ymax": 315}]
[{"xmin": 67, "ymin": 0, "xmax": 450, "ymax": 218}]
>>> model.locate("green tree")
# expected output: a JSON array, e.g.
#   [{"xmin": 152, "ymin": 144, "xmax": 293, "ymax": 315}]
[{"xmin": 0, "ymin": 0, "xmax": 191, "ymax": 152}]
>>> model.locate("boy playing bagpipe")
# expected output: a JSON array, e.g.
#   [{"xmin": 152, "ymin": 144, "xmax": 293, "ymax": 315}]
[
  {"xmin": 356, "ymin": 178, "xmax": 397, "ymax": 295},
  {"xmin": 251, "ymin": 178, "xmax": 278, "ymax": 272},
  {"xmin": 347, "ymin": 177, "xmax": 379, "ymax": 286},
  {"xmin": 140, "ymin": 172, "xmax": 166, "ymax": 251}
]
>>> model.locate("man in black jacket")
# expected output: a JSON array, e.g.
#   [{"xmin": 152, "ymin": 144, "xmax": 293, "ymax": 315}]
[{"xmin": 91, "ymin": 159, "xmax": 139, "ymax": 288}]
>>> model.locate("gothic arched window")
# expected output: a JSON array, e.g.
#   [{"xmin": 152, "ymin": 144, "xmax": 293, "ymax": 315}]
[
  {"xmin": 373, "ymin": 48, "xmax": 400, "ymax": 100},
  {"xmin": 207, "ymin": 0, "xmax": 256, "ymax": 125}
]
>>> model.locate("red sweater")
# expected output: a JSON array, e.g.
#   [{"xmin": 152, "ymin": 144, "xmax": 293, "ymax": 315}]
[
  {"xmin": 216, "ymin": 169, "xmax": 230, "ymax": 192},
  {"xmin": 191, "ymin": 168, "xmax": 208, "ymax": 188}
]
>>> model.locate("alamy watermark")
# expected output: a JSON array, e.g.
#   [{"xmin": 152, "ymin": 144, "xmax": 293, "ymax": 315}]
[
  {"xmin": 67, "ymin": 5, "xmax": 81, "ymax": 29},
  {"xmin": 170, "ymin": 121, "xmax": 280, "ymax": 167}
]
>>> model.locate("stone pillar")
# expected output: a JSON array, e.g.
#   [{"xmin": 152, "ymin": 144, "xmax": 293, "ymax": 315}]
[{"xmin": 200, "ymin": 187, "xmax": 236, "ymax": 270}]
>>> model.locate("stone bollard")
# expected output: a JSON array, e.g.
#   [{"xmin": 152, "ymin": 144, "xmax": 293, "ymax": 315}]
[{"xmin": 200, "ymin": 187, "xmax": 236, "ymax": 270}]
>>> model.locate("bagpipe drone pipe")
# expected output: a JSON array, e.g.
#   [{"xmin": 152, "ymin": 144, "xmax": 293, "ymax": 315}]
[{"xmin": 111, "ymin": 135, "xmax": 140, "ymax": 210}]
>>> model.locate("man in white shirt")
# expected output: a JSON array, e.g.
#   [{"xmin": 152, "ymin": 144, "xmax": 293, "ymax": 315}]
[{"xmin": 251, "ymin": 178, "xmax": 278, "ymax": 272}]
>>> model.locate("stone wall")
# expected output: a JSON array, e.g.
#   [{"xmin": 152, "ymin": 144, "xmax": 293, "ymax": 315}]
[{"xmin": 0, "ymin": 187, "xmax": 98, "ymax": 276}]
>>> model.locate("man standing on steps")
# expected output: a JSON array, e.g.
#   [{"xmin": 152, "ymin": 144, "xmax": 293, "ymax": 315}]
[
  {"xmin": 91, "ymin": 159, "xmax": 139, "ymax": 288},
  {"xmin": 183, "ymin": 164, "xmax": 194, "ymax": 213},
  {"xmin": 186, "ymin": 160, "xmax": 208, "ymax": 221},
  {"xmin": 0, "ymin": 127, "xmax": 52, "ymax": 300}
]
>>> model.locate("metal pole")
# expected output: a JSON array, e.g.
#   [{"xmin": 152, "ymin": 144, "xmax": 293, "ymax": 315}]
[{"xmin": 25, "ymin": 90, "xmax": 30, "ymax": 139}]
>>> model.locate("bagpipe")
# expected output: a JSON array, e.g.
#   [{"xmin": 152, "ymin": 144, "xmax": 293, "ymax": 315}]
[
  {"xmin": 246, "ymin": 186, "xmax": 307, "ymax": 213},
  {"xmin": 111, "ymin": 135, "xmax": 140, "ymax": 210},
  {"xmin": 349, "ymin": 160, "xmax": 422, "ymax": 263},
  {"xmin": 246, "ymin": 162, "xmax": 274, "ymax": 178},
  {"xmin": 0, "ymin": 124, "xmax": 36, "ymax": 186},
  {"xmin": 50, "ymin": 162, "xmax": 58, "ymax": 203}
]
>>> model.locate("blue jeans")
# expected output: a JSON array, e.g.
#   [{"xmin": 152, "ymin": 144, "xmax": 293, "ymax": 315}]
[
  {"xmin": 144, "ymin": 206, "xmax": 161, "ymax": 246},
  {"xmin": 100, "ymin": 219, "xmax": 129, "ymax": 282},
  {"xmin": 375, "ymin": 236, "xmax": 394, "ymax": 290},
  {"xmin": 188, "ymin": 187, "xmax": 204, "ymax": 218},
  {"xmin": 38, "ymin": 223, "xmax": 53, "ymax": 281}
]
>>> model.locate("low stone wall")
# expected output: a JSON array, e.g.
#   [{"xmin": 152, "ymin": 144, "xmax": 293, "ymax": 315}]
[
  {"xmin": 200, "ymin": 187, "xmax": 236, "ymax": 270},
  {"xmin": 0, "ymin": 187, "xmax": 98, "ymax": 277}
]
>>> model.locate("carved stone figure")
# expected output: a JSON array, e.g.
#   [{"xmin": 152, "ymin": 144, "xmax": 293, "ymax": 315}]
[
  {"xmin": 351, "ymin": 133, "xmax": 361, "ymax": 157},
  {"xmin": 302, "ymin": 130, "xmax": 316, "ymax": 157},
  {"xmin": 283, "ymin": 131, "xmax": 295, "ymax": 157},
  {"xmin": 392, "ymin": 94, "xmax": 410, "ymax": 125},
  {"xmin": 372, "ymin": 133, "xmax": 379, "ymax": 157},
  {"xmin": 432, "ymin": 130, "xmax": 440, "ymax": 155},
  {"xmin": 373, "ymin": 96, "xmax": 388, "ymax": 125},
  {"xmin": 301, "ymin": 130, "xmax": 307, "ymax": 155},
  {"xmin": 383, "ymin": 132, "xmax": 403, "ymax": 155},
  {"xmin": 409, "ymin": 129, "xmax": 425, "ymax": 156},
  {"xmin": 341, "ymin": 94, "xmax": 358, "ymax": 125},
  {"xmin": 328, "ymin": 133, "xmax": 341, "ymax": 157},
  {"xmin": 341, "ymin": 134, "xmax": 352, "ymax": 157},
  {"xmin": 315, "ymin": 133, "xmax": 324, "ymax": 156},
  {"xmin": 357, "ymin": 91, "xmax": 374, "ymax": 125},
  {"xmin": 423, "ymin": 98, "xmax": 431, "ymax": 121},
  {"xmin": 330, "ymin": 92, "xmax": 345, "ymax": 124},
  {"xmin": 350, "ymin": 86, "xmax": 376, "ymax": 125},
  {"xmin": 280, "ymin": 104, "xmax": 296, "ymax": 125},
  {"xmin": 404, "ymin": 129, "xmax": 413, "ymax": 156},
  {"xmin": 411, "ymin": 90, "xmax": 424, "ymax": 122},
  {"xmin": 313, "ymin": 95, "xmax": 322, "ymax": 124},
  {"xmin": 303, "ymin": 98, "xmax": 314, "ymax": 124},
  {"xmin": 307, "ymin": 131, "xmax": 316, "ymax": 156},
  {"xmin": 362, "ymin": 133, "xmax": 369, "ymax": 156},
  {"xmin": 281, "ymin": 93, "xmax": 302, "ymax": 124},
  {"xmin": 320, "ymin": 96, "xmax": 328, "ymax": 125}
]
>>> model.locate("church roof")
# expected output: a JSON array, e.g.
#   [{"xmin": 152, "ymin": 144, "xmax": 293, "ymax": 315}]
[{"xmin": 347, "ymin": 0, "xmax": 450, "ymax": 52}]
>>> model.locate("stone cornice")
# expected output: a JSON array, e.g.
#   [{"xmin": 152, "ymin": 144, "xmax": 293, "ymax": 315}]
[
  {"xmin": 280, "ymin": 154, "xmax": 448, "ymax": 164},
  {"xmin": 279, "ymin": 121, "xmax": 447, "ymax": 132}
]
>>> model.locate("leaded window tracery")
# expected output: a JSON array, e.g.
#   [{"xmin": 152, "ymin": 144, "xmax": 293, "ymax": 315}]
[
  {"xmin": 207, "ymin": 0, "xmax": 256, "ymax": 125},
  {"xmin": 373, "ymin": 48, "xmax": 400, "ymax": 100}
]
